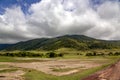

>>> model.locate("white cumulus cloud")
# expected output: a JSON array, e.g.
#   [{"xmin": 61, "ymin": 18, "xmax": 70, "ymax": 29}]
[{"xmin": 0, "ymin": 0, "xmax": 120, "ymax": 43}]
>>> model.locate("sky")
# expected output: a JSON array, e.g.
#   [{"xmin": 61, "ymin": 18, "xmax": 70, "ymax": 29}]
[{"xmin": 0, "ymin": 0, "xmax": 120, "ymax": 43}]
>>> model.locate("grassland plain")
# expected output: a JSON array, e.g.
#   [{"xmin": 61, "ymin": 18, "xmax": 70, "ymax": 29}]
[
  {"xmin": 0, "ymin": 49, "xmax": 119, "ymax": 80},
  {"xmin": 24, "ymin": 56, "xmax": 119, "ymax": 80}
]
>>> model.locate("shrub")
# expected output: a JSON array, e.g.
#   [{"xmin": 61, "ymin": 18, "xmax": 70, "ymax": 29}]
[
  {"xmin": 0, "ymin": 51, "xmax": 44, "ymax": 57},
  {"xmin": 86, "ymin": 52, "xmax": 105, "ymax": 56},
  {"xmin": 97, "ymin": 53, "xmax": 105, "ymax": 56},
  {"xmin": 86, "ymin": 53, "xmax": 93, "ymax": 56},
  {"xmin": 46, "ymin": 52, "xmax": 57, "ymax": 58},
  {"xmin": 114, "ymin": 52, "xmax": 120, "ymax": 56},
  {"xmin": 58, "ymin": 53, "xmax": 64, "ymax": 57},
  {"xmin": 93, "ymin": 52, "xmax": 97, "ymax": 56},
  {"xmin": 108, "ymin": 52, "xmax": 113, "ymax": 56}
]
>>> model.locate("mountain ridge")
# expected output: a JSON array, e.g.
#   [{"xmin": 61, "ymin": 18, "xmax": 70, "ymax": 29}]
[
  {"xmin": 1, "ymin": 35, "xmax": 120, "ymax": 51},
  {"xmin": 0, "ymin": 44, "xmax": 13, "ymax": 50}
]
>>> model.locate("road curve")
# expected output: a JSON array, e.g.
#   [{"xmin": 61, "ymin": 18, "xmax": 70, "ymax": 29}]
[{"xmin": 82, "ymin": 60, "xmax": 120, "ymax": 80}]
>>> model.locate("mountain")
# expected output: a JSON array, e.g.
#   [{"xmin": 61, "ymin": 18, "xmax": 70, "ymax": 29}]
[
  {"xmin": 3, "ymin": 35, "xmax": 120, "ymax": 51},
  {"xmin": 0, "ymin": 44, "xmax": 13, "ymax": 50}
]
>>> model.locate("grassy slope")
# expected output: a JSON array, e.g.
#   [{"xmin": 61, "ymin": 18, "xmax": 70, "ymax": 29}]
[{"xmin": 4, "ymin": 35, "xmax": 120, "ymax": 51}]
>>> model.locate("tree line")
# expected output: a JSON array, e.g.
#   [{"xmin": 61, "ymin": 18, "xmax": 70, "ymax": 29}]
[
  {"xmin": 86, "ymin": 52, "xmax": 120, "ymax": 56},
  {"xmin": 0, "ymin": 52, "xmax": 64, "ymax": 58}
]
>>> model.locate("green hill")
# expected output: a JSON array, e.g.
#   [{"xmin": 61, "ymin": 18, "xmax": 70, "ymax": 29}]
[{"xmin": 4, "ymin": 35, "xmax": 120, "ymax": 51}]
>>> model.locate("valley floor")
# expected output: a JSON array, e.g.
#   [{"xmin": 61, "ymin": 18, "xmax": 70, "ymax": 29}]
[
  {"xmin": 0, "ymin": 59, "xmax": 106, "ymax": 76},
  {"xmin": 0, "ymin": 55, "xmax": 119, "ymax": 80}
]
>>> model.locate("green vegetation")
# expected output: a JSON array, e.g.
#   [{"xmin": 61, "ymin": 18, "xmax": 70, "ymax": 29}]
[
  {"xmin": 52, "ymin": 67, "xmax": 80, "ymax": 72},
  {"xmin": 86, "ymin": 51, "xmax": 120, "ymax": 56},
  {"xmin": 0, "ymin": 49, "xmax": 120, "ymax": 59},
  {"xmin": 46, "ymin": 52, "xmax": 64, "ymax": 58},
  {"xmin": 3, "ymin": 35, "xmax": 120, "ymax": 51},
  {"xmin": 0, "ymin": 56, "xmax": 17, "ymax": 62},
  {"xmin": 0, "ymin": 68, "xmax": 18, "ymax": 73},
  {"xmin": 0, "ymin": 51, "xmax": 64, "ymax": 58},
  {"xmin": 0, "ymin": 51, "xmax": 44, "ymax": 57},
  {"xmin": 0, "ymin": 56, "xmax": 48, "ymax": 62}
]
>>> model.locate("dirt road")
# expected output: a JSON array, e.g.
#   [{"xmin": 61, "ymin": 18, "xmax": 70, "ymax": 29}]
[{"xmin": 82, "ymin": 60, "xmax": 120, "ymax": 80}]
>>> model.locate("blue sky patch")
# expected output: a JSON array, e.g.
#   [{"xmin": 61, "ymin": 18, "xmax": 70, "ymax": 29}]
[{"xmin": 0, "ymin": 0, "xmax": 41, "ymax": 14}]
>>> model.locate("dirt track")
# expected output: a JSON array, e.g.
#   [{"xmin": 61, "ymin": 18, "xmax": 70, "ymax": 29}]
[{"xmin": 82, "ymin": 60, "xmax": 120, "ymax": 80}]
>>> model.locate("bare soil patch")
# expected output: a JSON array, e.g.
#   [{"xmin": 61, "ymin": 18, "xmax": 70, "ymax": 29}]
[
  {"xmin": 0, "ymin": 70, "xmax": 25, "ymax": 80},
  {"xmin": 0, "ymin": 59, "xmax": 105, "ymax": 76}
]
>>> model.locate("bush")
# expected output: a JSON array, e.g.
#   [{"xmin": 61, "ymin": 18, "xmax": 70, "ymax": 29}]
[
  {"xmin": 58, "ymin": 53, "xmax": 64, "ymax": 57},
  {"xmin": 76, "ymin": 53, "xmax": 82, "ymax": 55},
  {"xmin": 93, "ymin": 52, "xmax": 97, "ymax": 56},
  {"xmin": 114, "ymin": 52, "xmax": 120, "ymax": 56},
  {"xmin": 97, "ymin": 53, "xmax": 105, "ymax": 56},
  {"xmin": 86, "ymin": 53, "xmax": 93, "ymax": 56},
  {"xmin": 46, "ymin": 52, "xmax": 57, "ymax": 58},
  {"xmin": 0, "ymin": 51, "xmax": 65, "ymax": 58},
  {"xmin": 0, "ymin": 52, "xmax": 44, "ymax": 57},
  {"xmin": 86, "ymin": 52, "xmax": 105, "ymax": 56},
  {"xmin": 108, "ymin": 52, "xmax": 113, "ymax": 56}
]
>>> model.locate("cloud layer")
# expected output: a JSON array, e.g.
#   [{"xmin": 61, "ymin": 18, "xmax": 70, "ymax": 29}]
[{"xmin": 0, "ymin": 0, "xmax": 120, "ymax": 43}]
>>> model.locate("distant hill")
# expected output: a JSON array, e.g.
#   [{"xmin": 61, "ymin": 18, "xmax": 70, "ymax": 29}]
[
  {"xmin": 0, "ymin": 44, "xmax": 13, "ymax": 50},
  {"xmin": 2, "ymin": 35, "xmax": 120, "ymax": 51}
]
